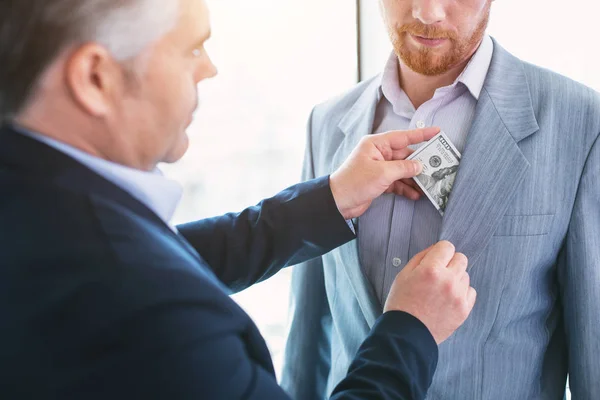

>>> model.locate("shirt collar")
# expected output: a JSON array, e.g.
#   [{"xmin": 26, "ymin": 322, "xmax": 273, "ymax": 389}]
[
  {"xmin": 16, "ymin": 128, "xmax": 183, "ymax": 228},
  {"xmin": 456, "ymin": 34, "xmax": 493, "ymax": 100},
  {"xmin": 381, "ymin": 34, "xmax": 494, "ymax": 113}
]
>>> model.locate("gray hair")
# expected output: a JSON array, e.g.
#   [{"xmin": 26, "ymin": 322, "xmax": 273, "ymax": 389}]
[{"xmin": 0, "ymin": 0, "xmax": 179, "ymax": 121}]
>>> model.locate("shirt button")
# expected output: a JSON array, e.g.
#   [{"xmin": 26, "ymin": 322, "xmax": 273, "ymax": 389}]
[
  {"xmin": 392, "ymin": 257, "xmax": 402, "ymax": 267},
  {"xmin": 416, "ymin": 120, "xmax": 426, "ymax": 129}
]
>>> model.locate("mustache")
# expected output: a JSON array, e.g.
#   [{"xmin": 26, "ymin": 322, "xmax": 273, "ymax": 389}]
[{"xmin": 397, "ymin": 22, "xmax": 457, "ymax": 40}]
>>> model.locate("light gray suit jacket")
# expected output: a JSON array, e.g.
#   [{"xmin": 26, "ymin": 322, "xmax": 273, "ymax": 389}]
[{"xmin": 281, "ymin": 40, "xmax": 600, "ymax": 400}]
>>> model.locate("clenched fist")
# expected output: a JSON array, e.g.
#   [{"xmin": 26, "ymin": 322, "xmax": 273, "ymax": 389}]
[{"xmin": 384, "ymin": 241, "xmax": 477, "ymax": 344}]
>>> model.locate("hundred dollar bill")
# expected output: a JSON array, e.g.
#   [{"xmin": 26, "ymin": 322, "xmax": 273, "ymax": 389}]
[{"xmin": 406, "ymin": 131, "xmax": 461, "ymax": 216}]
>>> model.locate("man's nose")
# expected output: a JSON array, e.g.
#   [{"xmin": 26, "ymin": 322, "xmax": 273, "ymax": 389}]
[
  {"xmin": 412, "ymin": 0, "xmax": 446, "ymax": 25},
  {"xmin": 196, "ymin": 57, "xmax": 218, "ymax": 84}
]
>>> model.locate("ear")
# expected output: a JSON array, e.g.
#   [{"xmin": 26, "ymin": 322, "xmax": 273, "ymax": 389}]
[{"xmin": 64, "ymin": 43, "xmax": 124, "ymax": 117}]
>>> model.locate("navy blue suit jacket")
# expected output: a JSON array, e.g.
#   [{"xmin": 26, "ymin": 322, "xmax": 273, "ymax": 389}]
[{"xmin": 0, "ymin": 124, "xmax": 438, "ymax": 399}]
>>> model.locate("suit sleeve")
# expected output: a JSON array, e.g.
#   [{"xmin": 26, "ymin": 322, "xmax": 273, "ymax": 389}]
[
  {"xmin": 281, "ymin": 108, "xmax": 334, "ymax": 399},
  {"xmin": 557, "ymin": 133, "xmax": 600, "ymax": 399},
  {"xmin": 177, "ymin": 174, "xmax": 354, "ymax": 292},
  {"xmin": 88, "ymin": 277, "xmax": 437, "ymax": 400},
  {"xmin": 331, "ymin": 312, "xmax": 438, "ymax": 400},
  {"xmin": 154, "ymin": 311, "xmax": 436, "ymax": 400}
]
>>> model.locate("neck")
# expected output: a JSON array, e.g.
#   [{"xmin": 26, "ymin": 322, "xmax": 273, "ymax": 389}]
[
  {"xmin": 398, "ymin": 60, "xmax": 466, "ymax": 109},
  {"xmin": 14, "ymin": 110, "xmax": 154, "ymax": 172},
  {"xmin": 398, "ymin": 40, "xmax": 482, "ymax": 109}
]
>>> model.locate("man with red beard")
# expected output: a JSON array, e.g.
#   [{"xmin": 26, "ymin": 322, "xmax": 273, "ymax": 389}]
[{"xmin": 283, "ymin": 1, "xmax": 600, "ymax": 399}]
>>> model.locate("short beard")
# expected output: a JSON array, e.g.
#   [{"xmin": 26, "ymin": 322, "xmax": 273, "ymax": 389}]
[{"xmin": 389, "ymin": 4, "xmax": 491, "ymax": 76}]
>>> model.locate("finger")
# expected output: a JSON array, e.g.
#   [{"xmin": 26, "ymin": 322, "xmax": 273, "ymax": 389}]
[
  {"xmin": 374, "ymin": 127, "xmax": 440, "ymax": 151},
  {"xmin": 384, "ymin": 159, "xmax": 423, "ymax": 182},
  {"xmin": 391, "ymin": 148, "xmax": 414, "ymax": 160},
  {"xmin": 391, "ymin": 146, "xmax": 421, "ymax": 161},
  {"xmin": 400, "ymin": 178, "xmax": 423, "ymax": 195},
  {"xmin": 460, "ymin": 271, "xmax": 470, "ymax": 287},
  {"xmin": 466, "ymin": 287, "xmax": 477, "ymax": 310},
  {"xmin": 391, "ymin": 181, "xmax": 421, "ymax": 201},
  {"xmin": 404, "ymin": 245, "xmax": 434, "ymax": 271},
  {"xmin": 459, "ymin": 272, "xmax": 471, "ymax": 298},
  {"xmin": 447, "ymin": 252, "xmax": 468, "ymax": 275},
  {"xmin": 417, "ymin": 240, "xmax": 456, "ymax": 271}
]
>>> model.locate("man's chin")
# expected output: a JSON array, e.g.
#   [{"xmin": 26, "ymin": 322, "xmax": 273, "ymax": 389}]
[
  {"xmin": 163, "ymin": 133, "xmax": 190, "ymax": 164},
  {"xmin": 396, "ymin": 39, "xmax": 460, "ymax": 76},
  {"xmin": 399, "ymin": 50, "xmax": 455, "ymax": 76}
]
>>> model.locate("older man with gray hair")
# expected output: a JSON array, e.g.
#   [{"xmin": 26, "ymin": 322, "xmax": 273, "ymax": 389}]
[{"xmin": 0, "ymin": 0, "xmax": 477, "ymax": 399}]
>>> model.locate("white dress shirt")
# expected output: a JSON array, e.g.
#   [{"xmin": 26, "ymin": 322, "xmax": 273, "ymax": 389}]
[{"xmin": 17, "ymin": 128, "xmax": 183, "ymax": 230}]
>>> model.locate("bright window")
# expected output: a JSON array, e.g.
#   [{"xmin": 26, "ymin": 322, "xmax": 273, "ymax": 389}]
[{"xmin": 163, "ymin": 0, "xmax": 357, "ymax": 377}]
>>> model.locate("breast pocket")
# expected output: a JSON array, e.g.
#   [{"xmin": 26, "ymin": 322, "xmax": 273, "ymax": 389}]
[{"xmin": 493, "ymin": 214, "xmax": 555, "ymax": 237}]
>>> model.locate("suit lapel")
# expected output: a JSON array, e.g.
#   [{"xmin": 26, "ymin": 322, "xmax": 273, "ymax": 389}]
[
  {"xmin": 440, "ymin": 40, "xmax": 540, "ymax": 265},
  {"xmin": 331, "ymin": 77, "xmax": 383, "ymax": 327}
]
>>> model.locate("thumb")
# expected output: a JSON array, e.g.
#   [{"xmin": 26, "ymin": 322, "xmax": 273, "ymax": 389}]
[
  {"xmin": 403, "ymin": 244, "xmax": 434, "ymax": 272},
  {"xmin": 385, "ymin": 159, "xmax": 423, "ymax": 182},
  {"xmin": 466, "ymin": 287, "xmax": 477, "ymax": 310}
]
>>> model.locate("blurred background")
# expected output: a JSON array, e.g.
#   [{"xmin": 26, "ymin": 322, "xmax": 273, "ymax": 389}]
[
  {"xmin": 162, "ymin": 1, "xmax": 597, "ymax": 394},
  {"xmin": 162, "ymin": 0, "xmax": 357, "ymax": 375}
]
